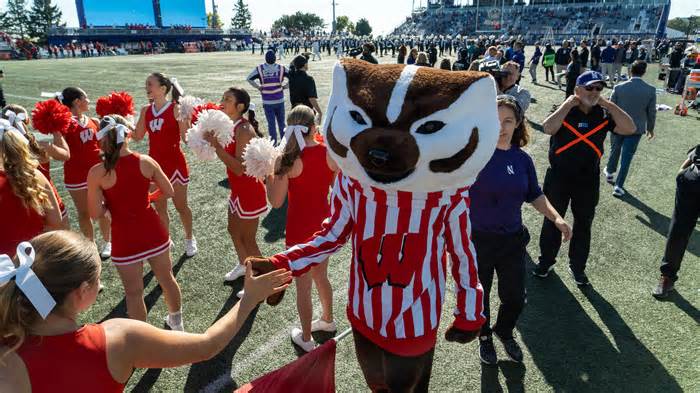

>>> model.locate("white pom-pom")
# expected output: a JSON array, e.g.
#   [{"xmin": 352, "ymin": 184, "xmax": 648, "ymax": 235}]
[
  {"xmin": 186, "ymin": 109, "xmax": 234, "ymax": 161},
  {"xmin": 177, "ymin": 95, "xmax": 205, "ymax": 122},
  {"xmin": 243, "ymin": 137, "xmax": 281, "ymax": 180}
]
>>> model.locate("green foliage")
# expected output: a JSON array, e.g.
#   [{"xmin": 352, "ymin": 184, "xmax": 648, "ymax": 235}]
[
  {"xmin": 231, "ymin": 0, "xmax": 252, "ymax": 31},
  {"xmin": 28, "ymin": 0, "xmax": 64, "ymax": 43},
  {"xmin": 667, "ymin": 16, "xmax": 700, "ymax": 37},
  {"xmin": 354, "ymin": 18, "xmax": 372, "ymax": 36},
  {"xmin": 207, "ymin": 12, "xmax": 223, "ymax": 29},
  {"xmin": 272, "ymin": 12, "xmax": 325, "ymax": 32},
  {"xmin": 335, "ymin": 15, "xmax": 353, "ymax": 33},
  {"xmin": 0, "ymin": 0, "xmax": 30, "ymax": 38}
]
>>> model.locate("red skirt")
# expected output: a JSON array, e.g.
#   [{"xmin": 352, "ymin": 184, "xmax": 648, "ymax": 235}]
[{"xmin": 110, "ymin": 206, "xmax": 170, "ymax": 265}]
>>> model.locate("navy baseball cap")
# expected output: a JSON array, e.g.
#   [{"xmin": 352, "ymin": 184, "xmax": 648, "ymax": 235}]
[{"xmin": 576, "ymin": 71, "xmax": 607, "ymax": 87}]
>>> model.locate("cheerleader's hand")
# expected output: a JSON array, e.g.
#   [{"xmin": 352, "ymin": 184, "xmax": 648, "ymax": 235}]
[
  {"xmin": 444, "ymin": 323, "xmax": 479, "ymax": 344},
  {"xmin": 202, "ymin": 130, "xmax": 218, "ymax": 146},
  {"xmin": 242, "ymin": 261, "xmax": 291, "ymax": 306},
  {"xmin": 245, "ymin": 256, "xmax": 289, "ymax": 306}
]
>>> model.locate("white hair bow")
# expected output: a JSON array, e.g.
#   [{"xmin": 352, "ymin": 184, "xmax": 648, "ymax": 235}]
[
  {"xmin": 282, "ymin": 125, "xmax": 309, "ymax": 152},
  {"xmin": 248, "ymin": 103, "xmax": 256, "ymax": 112},
  {"xmin": 0, "ymin": 242, "xmax": 57, "ymax": 319},
  {"xmin": 0, "ymin": 118, "xmax": 24, "ymax": 143},
  {"xmin": 170, "ymin": 77, "xmax": 185, "ymax": 96},
  {"xmin": 96, "ymin": 117, "xmax": 128, "ymax": 144},
  {"xmin": 41, "ymin": 91, "xmax": 64, "ymax": 102},
  {"xmin": 4, "ymin": 110, "xmax": 28, "ymax": 135}
]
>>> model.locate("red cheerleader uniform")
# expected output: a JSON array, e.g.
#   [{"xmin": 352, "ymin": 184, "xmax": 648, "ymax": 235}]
[
  {"xmin": 63, "ymin": 116, "xmax": 101, "ymax": 191},
  {"xmin": 0, "ymin": 171, "xmax": 44, "ymax": 256},
  {"xmin": 225, "ymin": 119, "xmax": 268, "ymax": 219},
  {"xmin": 286, "ymin": 144, "xmax": 335, "ymax": 247},
  {"xmin": 102, "ymin": 153, "xmax": 170, "ymax": 265},
  {"xmin": 17, "ymin": 324, "xmax": 125, "ymax": 392},
  {"xmin": 145, "ymin": 102, "xmax": 189, "ymax": 186},
  {"xmin": 38, "ymin": 161, "xmax": 68, "ymax": 219}
]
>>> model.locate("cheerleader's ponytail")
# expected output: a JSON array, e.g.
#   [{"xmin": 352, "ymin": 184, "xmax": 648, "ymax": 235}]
[
  {"xmin": 97, "ymin": 115, "xmax": 133, "ymax": 172},
  {"xmin": 150, "ymin": 73, "xmax": 183, "ymax": 104}
]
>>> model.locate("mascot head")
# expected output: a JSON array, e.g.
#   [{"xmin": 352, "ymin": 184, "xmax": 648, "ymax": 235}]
[{"xmin": 322, "ymin": 59, "xmax": 499, "ymax": 193}]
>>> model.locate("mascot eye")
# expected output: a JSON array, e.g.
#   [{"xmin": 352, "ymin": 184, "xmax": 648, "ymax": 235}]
[
  {"xmin": 416, "ymin": 121, "xmax": 446, "ymax": 135},
  {"xmin": 349, "ymin": 110, "xmax": 367, "ymax": 125}
]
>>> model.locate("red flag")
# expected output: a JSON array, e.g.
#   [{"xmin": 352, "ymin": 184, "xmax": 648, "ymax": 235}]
[{"xmin": 234, "ymin": 340, "xmax": 337, "ymax": 393}]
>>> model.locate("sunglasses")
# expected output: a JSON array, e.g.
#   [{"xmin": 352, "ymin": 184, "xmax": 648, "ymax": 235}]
[{"xmin": 584, "ymin": 85, "xmax": 604, "ymax": 92}]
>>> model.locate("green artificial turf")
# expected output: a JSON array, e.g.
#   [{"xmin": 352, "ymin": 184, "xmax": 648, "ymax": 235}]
[{"xmin": 1, "ymin": 50, "xmax": 698, "ymax": 392}]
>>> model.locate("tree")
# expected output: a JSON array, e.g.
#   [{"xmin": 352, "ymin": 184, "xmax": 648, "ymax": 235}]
[
  {"xmin": 355, "ymin": 18, "xmax": 372, "ymax": 36},
  {"xmin": 335, "ymin": 16, "xmax": 351, "ymax": 32},
  {"xmin": 207, "ymin": 12, "xmax": 223, "ymax": 29},
  {"xmin": 272, "ymin": 12, "xmax": 325, "ymax": 33},
  {"xmin": 667, "ymin": 16, "xmax": 700, "ymax": 38},
  {"xmin": 231, "ymin": 0, "xmax": 252, "ymax": 30},
  {"xmin": 27, "ymin": 0, "xmax": 64, "ymax": 43},
  {"xmin": 0, "ymin": 0, "xmax": 30, "ymax": 38}
]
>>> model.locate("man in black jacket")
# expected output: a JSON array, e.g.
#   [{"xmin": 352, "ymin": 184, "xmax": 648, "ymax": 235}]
[
  {"xmin": 580, "ymin": 40, "xmax": 590, "ymax": 71},
  {"xmin": 590, "ymin": 39, "xmax": 602, "ymax": 72},
  {"xmin": 555, "ymin": 40, "xmax": 572, "ymax": 88}
]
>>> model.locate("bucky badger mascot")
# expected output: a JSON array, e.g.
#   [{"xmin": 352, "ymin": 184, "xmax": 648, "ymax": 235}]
[{"xmin": 251, "ymin": 59, "xmax": 499, "ymax": 391}]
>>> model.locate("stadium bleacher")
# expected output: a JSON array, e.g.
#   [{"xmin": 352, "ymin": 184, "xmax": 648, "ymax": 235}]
[{"xmin": 393, "ymin": 0, "xmax": 670, "ymax": 40}]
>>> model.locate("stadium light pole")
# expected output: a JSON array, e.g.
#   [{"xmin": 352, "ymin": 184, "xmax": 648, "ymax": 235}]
[{"xmin": 332, "ymin": 0, "xmax": 337, "ymax": 35}]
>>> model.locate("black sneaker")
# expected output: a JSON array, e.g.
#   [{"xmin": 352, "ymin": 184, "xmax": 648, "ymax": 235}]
[
  {"xmin": 479, "ymin": 336, "xmax": 498, "ymax": 365},
  {"xmin": 569, "ymin": 267, "xmax": 590, "ymax": 286},
  {"xmin": 494, "ymin": 333, "xmax": 524, "ymax": 363},
  {"xmin": 651, "ymin": 276, "xmax": 675, "ymax": 299},
  {"xmin": 532, "ymin": 263, "xmax": 554, "ymax": 278}
]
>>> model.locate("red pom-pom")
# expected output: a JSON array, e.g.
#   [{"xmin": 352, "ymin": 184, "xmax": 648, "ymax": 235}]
[
  {"xmin": 109, "ymin": 91, "xmax": 135, "ymax": 117},
  {"xmin": 31, "ymin": 100, "xmax": 72, "ymax": 135},
  {"xmin": 191, "ymin": 102, "xmax": 222, "ymax": 124},
  {"xmin": 95, "ymin": 96, "xmax": 113, "ymax": 117},
  {"xmin": 95, "ymin": 91, "xmax": 135, "ymax": 118}
]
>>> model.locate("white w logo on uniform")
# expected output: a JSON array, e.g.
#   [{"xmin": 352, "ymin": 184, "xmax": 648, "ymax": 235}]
[
  {"xmin": 79, "ymin": 129, "xmax": 93, "ymax": 143},
  {"xmin": 149, "ymin": 118, "xmax": 164, "ymax": 132}
]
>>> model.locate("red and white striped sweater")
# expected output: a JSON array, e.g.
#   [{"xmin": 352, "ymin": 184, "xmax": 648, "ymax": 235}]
[{"xmin": 271, "ymin": 173, "xmax": 485, "ymax": 356}]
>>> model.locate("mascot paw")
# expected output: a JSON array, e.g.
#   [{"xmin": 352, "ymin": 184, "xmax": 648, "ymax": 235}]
[
  {"xmin": 445, "ymin": 323, "xmax": 479, "ymax": 344},
  {"xmin": 245, "ymin": 257, "xmax": 287, "ymax": 306}
]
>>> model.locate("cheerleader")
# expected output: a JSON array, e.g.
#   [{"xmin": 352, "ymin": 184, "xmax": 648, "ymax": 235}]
[
  {"xmin": 265, "ymin": 105, "xmax": 338, "ymax": 352},
  {"xmin": 87, "ymin": 115, "xmax": 183, "ymax": 329},
  {"xmin": 0, "ymin": 119, "xmax": 61, "ymax": 256},
  {"xmin": 134, "ymin": 73, "xmax": 197, "ymax": 257},
  {"xmin": 203, "ymin": 87, "xmax": 267, "ymax": 282},
  {"xmin": 57, "ymin": 87, "xmax": 112, "ymax": 258},
  {"xmin": 3, "ymin": 104, "xmax": 70, "ymax": 228},
  {"xmin": 0, "ymin": 231, "xmax": 290, "ymax": 392}
]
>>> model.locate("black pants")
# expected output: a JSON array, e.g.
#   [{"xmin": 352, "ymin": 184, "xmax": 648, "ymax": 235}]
[
  {"xmin": 352, "ymin": 330, "xmax": 434, "ymax": 393},
  {"xmin": 473, "ymin": 229, "xmax": 528, "ymax": 339},
  {"xmin": 0, "ymin": 88, "xmax": 5, "ymax": 108},
  {"xmin": 660, "ymin": 175, "xmax": 700, "ymax": 281},
  {"xmin": 544, "ymin": 66, "xmax": 555, "ymax": 81},
  {"xmin": 539, "ymin": 167, "xmax": 600, "ymax": 273}
]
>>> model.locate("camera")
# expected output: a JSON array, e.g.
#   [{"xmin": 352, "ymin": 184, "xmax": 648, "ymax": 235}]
[{"xmin": 478, "ymin": 60, "xmax": 510, "ymax": 84}]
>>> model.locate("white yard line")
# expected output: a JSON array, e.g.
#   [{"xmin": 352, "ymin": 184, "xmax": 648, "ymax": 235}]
[{"xmin": 201, "ymin": 287, "xmax": 347, "ymax": 393}]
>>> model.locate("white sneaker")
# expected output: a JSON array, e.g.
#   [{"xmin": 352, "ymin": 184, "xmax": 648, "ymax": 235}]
[
  {"xmin": 185, "ymin": 238, "xmax": 198, "ymax": 257},
  {"xmin": 224, "ymin": 264, "xmax": 246, "ymax": 282},
  {"xmin": 310, "ymin": 319, "xmax": 337, "ymax": 333},
  {"xmin": 236, "ymin": 289, "xmax": 244, "ymax": 299},
  {"xmin": 612, "ymin": 186, "xmax": 626, "ymax": 198},
  {"xmin": 603, "ymin": 168, "xmax": 615, "ymax": 185},
  {"xmin": 100, "ymin": 242, "xmax": 112, "ymax": 259},
  {"xmin": 291, "ymin": 327, "xmax": 317, "ymax": 353},
  {"xmin": 165, "ymin": 313, "xmax": 184, "ymax": 332}
]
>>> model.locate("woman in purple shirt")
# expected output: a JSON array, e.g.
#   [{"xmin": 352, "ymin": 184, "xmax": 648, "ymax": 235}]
[{"xmin": 470, "ymin": 95, "xmax": 572, "ymax": 365}]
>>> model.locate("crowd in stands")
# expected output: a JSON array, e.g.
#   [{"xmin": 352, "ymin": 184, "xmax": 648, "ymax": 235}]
[
  {"xmin": 126, "ymin": 24, "xmax": 155, "ymax": 31},
  {"xmin": 394, "ymin": 3, "xmax": 665, "ymax": 39}
]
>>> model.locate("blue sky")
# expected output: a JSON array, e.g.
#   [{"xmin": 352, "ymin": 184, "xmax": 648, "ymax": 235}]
[{"xmin": 0, "ymin": 0, "xmax": 696, "ymax": 35}]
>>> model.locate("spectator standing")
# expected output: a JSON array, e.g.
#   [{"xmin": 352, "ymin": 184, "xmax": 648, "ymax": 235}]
[
  {"xmin": 499, "ymin": 61, "xmax": 531, "ymax": 113},
  {"xmin": 601, "ymin": 40, "xmax": 616, "ymax": 86},
  {"xmin": 359, "ymin": 43, "xmax": 378, "ymax": 65},
  {"xmin": 579, "ymin": 40, "xmax": 590, "ymax": 71},
  {"xmin": 428, "ymin": 44, "xmax": 438, "ymax": 67},
  {"xmin": 590, "ymin": 39, "xmax": 603, "ymax": 72},
  {"xmin": 511, "ymin": 42, "xmax": 526, "ymax": 73},
  {"xmin": 397, "ymin": 45, "xmax": 407, "ymax": 64},
  {"xmin": 543, "ymin": 43, "xmax": 556, "ymax": 83},
  {"xmin": 603, "ymin": 61, "xmax": 656, "ymax": 197},
  {"xmin": 612, "ymin": 41, "xmax": 625, "ymax": 85},
  {"xmin": 652, "ymin": 145, "xmax": 700, "ymax": 298},
  {"xmin": 554, "ymin": 40, "xmax": 571, "ymax": 87},
  {"xmin": 247, "ymin": 51, "xmax": 289, "ymax": 144},
  {"xmin": 529, "ymin": 43, "xmax": 542, "ymax": 84},
  {"xmin": 533, "ymin": 71, "xmax": 635, "ymax": 286},
  {"xmin": 565, "ymin": 50, "xmax": 582, "ymax": 98},
  {"xmin": 624, "ymin": 41, "xmax": 639, "ymax": 76},
  {"xmin": 288, "ymin": 55, "xmax": 323, "ymax": 123}
]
